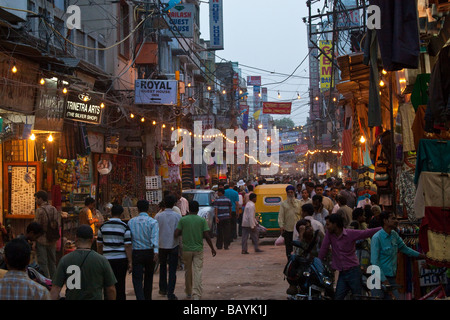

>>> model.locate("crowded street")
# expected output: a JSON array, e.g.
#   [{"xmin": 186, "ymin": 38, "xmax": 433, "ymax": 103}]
[{"xmin": 0, "ymin": 0, "xmax": 449, "ymax": 316}]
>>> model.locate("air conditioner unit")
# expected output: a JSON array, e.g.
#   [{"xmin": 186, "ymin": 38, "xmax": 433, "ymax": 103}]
[{"xmin": 164, "ymin": 73, "xmax": 185, "ymax": 82}]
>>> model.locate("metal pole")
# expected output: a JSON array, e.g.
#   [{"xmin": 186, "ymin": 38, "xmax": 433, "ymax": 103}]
[{"xmin": 389, "ymin": 71, "xmax": 397, "ymax": 215}]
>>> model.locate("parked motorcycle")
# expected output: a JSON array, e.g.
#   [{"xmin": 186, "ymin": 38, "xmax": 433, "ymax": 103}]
[{"xmin": 284, "ymin": 241, "xmax": 334, "ymax": 300}]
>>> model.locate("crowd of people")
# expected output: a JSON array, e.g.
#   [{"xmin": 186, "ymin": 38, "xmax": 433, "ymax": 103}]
[
  {"xmin": 0, "ymin": 175, "xmax": 449, "ymax": 301},
  {"xmin": 277, "ymin": 177, "xmax": 436, "ymax": 300}
]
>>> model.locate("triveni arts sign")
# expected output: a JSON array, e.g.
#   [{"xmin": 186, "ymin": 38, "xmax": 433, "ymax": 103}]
[{"xmin": 64, "ymin": 92, "xmax": 103, "ymax": 124}]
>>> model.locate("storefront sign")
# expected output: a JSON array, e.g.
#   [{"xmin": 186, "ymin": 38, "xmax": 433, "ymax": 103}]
[
  {"xmin": 34, "ymin": 79, "xmax": 64, "ymax": 131},
  {"xmin": 105, "ymin": 133, "xmax": 119, "ymax": 154},
  {"xmin": 262, "ymin": 102, "xmax": 292, "ymax": 115},
  {"xmin": 166, "ymin": 4, "xmax": 195, "ymax": 38},
  {"xmin": 64, "ymin": 92, "xmax": 103, "ymax": 124},
  {"xmin": 319, "ymin": 40, "xmax": 333, "ymax": 91},
  {"xmin": 295, "ymin": 144, "xmax": 308, "ymax": 155},
  {"xmin": 134, "ymin": 79, "xmax": 178, "ymax": 105},
  {"xmin": 209, "ymin": 0, "xmax": 224, "ymax": 50}
]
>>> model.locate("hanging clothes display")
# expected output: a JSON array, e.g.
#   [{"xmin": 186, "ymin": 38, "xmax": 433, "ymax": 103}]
[
  {"xmin": 369, "ymin": 0, "xmax": 420, "ymax": 71},
  {"xmin": 414, "ymin": 171, "xmax": 450, "ymax": 219},
  {"xmin": 424, "ymin": 42, "xmax": 450, "ymax": 132},
  {"xmin": 411, "ymin": 105, "xmax": 427, "ymax": 151},
  {"xmin": 414, "ymin": 139, "xmax": 450, "ymax": 185}
]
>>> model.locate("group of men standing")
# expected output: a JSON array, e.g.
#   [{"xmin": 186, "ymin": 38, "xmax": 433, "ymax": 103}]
[
  {"xmin": 0, "ymin": 190, "xmax": 216, "ymax": 301},
  {"xmin": 279, "ymin": 179, "xmax": 426, "ymax": 300}
]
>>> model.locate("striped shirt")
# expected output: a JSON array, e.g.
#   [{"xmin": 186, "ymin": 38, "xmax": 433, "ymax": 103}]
[
  {"xmin": 97, "ymin": 218, "xmax": 132, "ymax": 260},
  {"xmin": 213, "ymin": 196, "xmax": 232, "ymax": 221},
  {"xmin": 0, "ymin": 271, "xmax": 51, "ymax": 300},
  {"xmin": 128, "ymin": 213, "xmax": 159, "ymax": 253}
]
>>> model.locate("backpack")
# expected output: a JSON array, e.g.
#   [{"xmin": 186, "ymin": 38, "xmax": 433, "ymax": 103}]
[{"xmin": 43, "ymin": 207, "xmax": 60, "ymax": 242}]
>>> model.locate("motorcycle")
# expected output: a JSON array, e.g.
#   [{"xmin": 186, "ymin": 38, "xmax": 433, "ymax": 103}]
[
  {"xmin": 284, "ymin": 241, "xmax": 334, "ymax": 300},
  {"xmin": 27, "ymin": 266, "xmax": 52, "ymax": 291}
]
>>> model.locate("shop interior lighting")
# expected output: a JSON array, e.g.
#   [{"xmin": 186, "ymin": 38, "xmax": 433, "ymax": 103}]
[
  {"xmin": 40, "ymin": 78, "xmax": 45, "ymax": 85},
  {"xmin": 360, "ymin": 136, "xmax": 366, "ymax": 144},
  {"xmin": 11, "ymin": 65, "xmax": 17, "ymax": 73},
  {"xmin": 62, "ymin": 88, "xmax": 68, "ymax": 94},
  {"xmin": 130, "ymin": 113, "xmax": 135, "ymax": 118},
  {"xmin": 48, "ymin": 134, "xmax": 53, "ymax": 142},
  {"xmin": 30, "ymin": 133, "xmax": 36, "ymax": 141}
]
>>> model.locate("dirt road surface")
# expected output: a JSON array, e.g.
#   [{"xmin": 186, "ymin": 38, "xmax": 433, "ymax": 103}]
[{"xmin": 124, "ymin": 237, "xmax": 289, "ymax": 300}]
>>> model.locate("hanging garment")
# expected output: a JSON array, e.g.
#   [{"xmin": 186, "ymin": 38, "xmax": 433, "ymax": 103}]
[
  {"xmin": 398, "ymin": 103, "xmax": 417, "ymax": 152},
  {"xmin": 411, "ymin": 105, "xmax": 427, "ymax": 151},
  {"xmin": 414, "ymin": 139, "xmax": 450, "ymax": 185},
  {"xmin": 363, "ymin": 29, "xmax": 382, "ymax": 127},
  {"xmin": 411, "ymin": 74, "xmax": 431, "ymax": 111},
  {"xmin": 424, "ymin": 43, "xmax": 450, "ymax": 132},
  {"xmin": 419, "ymin": 207, "xmax": 450, "ymax": 267},
  {"xmin": 342, "ymin": 129, "xmax": 353, "ymax": 167},
  {"xmin": 399, "ymin": 170, "xmax": 417, "ymax": 221},
  {"xmin": 414, "ymin": 171, "xmax": 450, "ymax": 219},
  {"xmin": 369, "ymin": 0, "xmax": 420, "ymax": 71}
]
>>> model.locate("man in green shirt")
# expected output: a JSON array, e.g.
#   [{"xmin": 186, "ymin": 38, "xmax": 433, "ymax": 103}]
[
  {"xmin": 371, "ymin": 211, "xmax": 425, "ymax": 300},
  {"xmin": 174, "ymin": 201, "xmax": 216, "ymax": 300},
  {"xmin": 50, "ymin": 225, "xmax": 117, "ymax": 300}
]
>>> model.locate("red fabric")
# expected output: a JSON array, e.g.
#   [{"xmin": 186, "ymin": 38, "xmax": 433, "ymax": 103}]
[
  {"xmin": 419, "ymin": 207, "xmax": 450, "ymax": 267},
  {"xmin": 342, "ymin": 129, "xmax": 352, "ymax": 166}
]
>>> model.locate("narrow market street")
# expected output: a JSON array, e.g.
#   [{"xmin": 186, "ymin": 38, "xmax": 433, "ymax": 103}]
[{"xmin": 124, "ymin": 237, "xmax": 288, "ymax": 300}]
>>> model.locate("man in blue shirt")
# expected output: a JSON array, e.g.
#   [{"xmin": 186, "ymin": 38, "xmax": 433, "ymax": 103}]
[
  {"xmin": 128, "ymin": 200, "xmax": 159, "ymax": 300},
  {"xmin": 224, "ymin": 183, "xmax": 240, "ymax": 240},
  {"xmin": 370, "ymin": 211, "xmax": 425, "ymax": 299}
]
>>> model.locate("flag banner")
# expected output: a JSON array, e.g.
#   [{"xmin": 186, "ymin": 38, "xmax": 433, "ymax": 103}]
[{"xmin": 262, "ymin": 102, "xmax": 292, "ymax": 115}]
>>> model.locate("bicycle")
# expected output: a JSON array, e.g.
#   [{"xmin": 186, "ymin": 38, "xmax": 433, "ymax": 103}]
[{"xmin": 418, "ymin": 268, "xmax": 448, "ymax": 300}]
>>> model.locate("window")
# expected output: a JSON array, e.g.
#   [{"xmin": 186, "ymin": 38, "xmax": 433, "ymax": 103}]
[
  {"xmin": 87, "ymin": 36, "xmax": 96, "ymax": 64},
  {"xmin": 119, "ymin": 1, "xmax": 130, "ymax": 59}
]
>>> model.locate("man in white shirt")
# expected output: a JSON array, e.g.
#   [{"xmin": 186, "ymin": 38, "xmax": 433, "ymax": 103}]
[
  {"xmin": 155, "ymin": 194, "xmax": 181, "ymax": 300},
  {"xmin": 241, "ymin": 193, "xmax": 263, "ymax": 254},
  {"xmin": 176, "ymin": 191, "xmax": 189, "ymax": 216}
]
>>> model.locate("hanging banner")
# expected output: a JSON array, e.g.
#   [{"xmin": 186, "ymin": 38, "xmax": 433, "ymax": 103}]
[
  {"xmin": 295, "ymin": 144, "xmax": 308, "ymax": 155},
  {"xmin": 319, "ymin": 40, "xmax": 333, "ymax": 91},
  {"xmin": 247, "ymin": 76, "xmax": 261, "ymax": 86},
  {"xmin": 209, "ymin": 0, "xmax": 224, "ymax": 50},
  {"xmin": 262, "ymin": 102, "xmax": 292, "ymax": 115}
]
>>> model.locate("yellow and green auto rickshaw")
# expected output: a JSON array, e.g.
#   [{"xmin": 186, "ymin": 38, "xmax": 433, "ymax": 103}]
[{"xmin": 254, "ymin": 184, "xmax": 290, "ymax": 237}]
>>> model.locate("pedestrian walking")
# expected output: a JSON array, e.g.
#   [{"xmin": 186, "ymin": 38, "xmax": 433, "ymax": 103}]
[
  {"xmin": 371, "ymin": 211, "xmax": 425, "ymax": 299},
  {"xmin": 174, "ymin": 200, "xmax": 216, "ymax": 300},
  {"xmin": 224, "ymin": 182, "xmax": 240, "ymax": 240},
  {"xmin": 155, "ymin": 194, "xmax": 181, "ymax": 300},
  {"xmin": 97, "ymin": 204, "xmax": 132, "ymax": 300},
  {"xmin": 241, "ymin": 193, "xmax": 263, "ymax": 254},
  {"xmin": 51, "ymin": 225, "xmax": 117, "ymax": 300},
  {"xmin": 214, "ymin": 187, "xmax": 232, "ymax": 250},
  {"xmin": 0, "ymin": 238, "xmax": 51, "ymax": 300},
  {"xmin": 33, "ymin": 190, "xmax": 60, "ymax": 279},
  {"xmin": 312, "ymin": 194, "xmax": 329, "ymax": 226},
  {"xmin": 278, "ymin": 185, "xmax": 302, "ymax": 259},
  {"xmin": 318, "ymin": 214, "xmax": 381, "ymax": 300},
  {"xmin": 127, "ymin": 200, "xmax": 159, "ymax": 300}
]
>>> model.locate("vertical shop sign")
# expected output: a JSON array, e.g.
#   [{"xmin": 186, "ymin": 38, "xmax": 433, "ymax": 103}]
[
  {"xmin": 105, "ymin": 133, "xmax": 119, "ymax": 154},
  {"xmin": 209, "ymin": 0, "xmax": 224, "ymax": 50},
  {"xmin": 319, "ymin": 40, "xmax": 333, "ymax": 91},
  {"xmin": 166, "ymin": 4, "xmax": 195, "ymax": 38}
]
